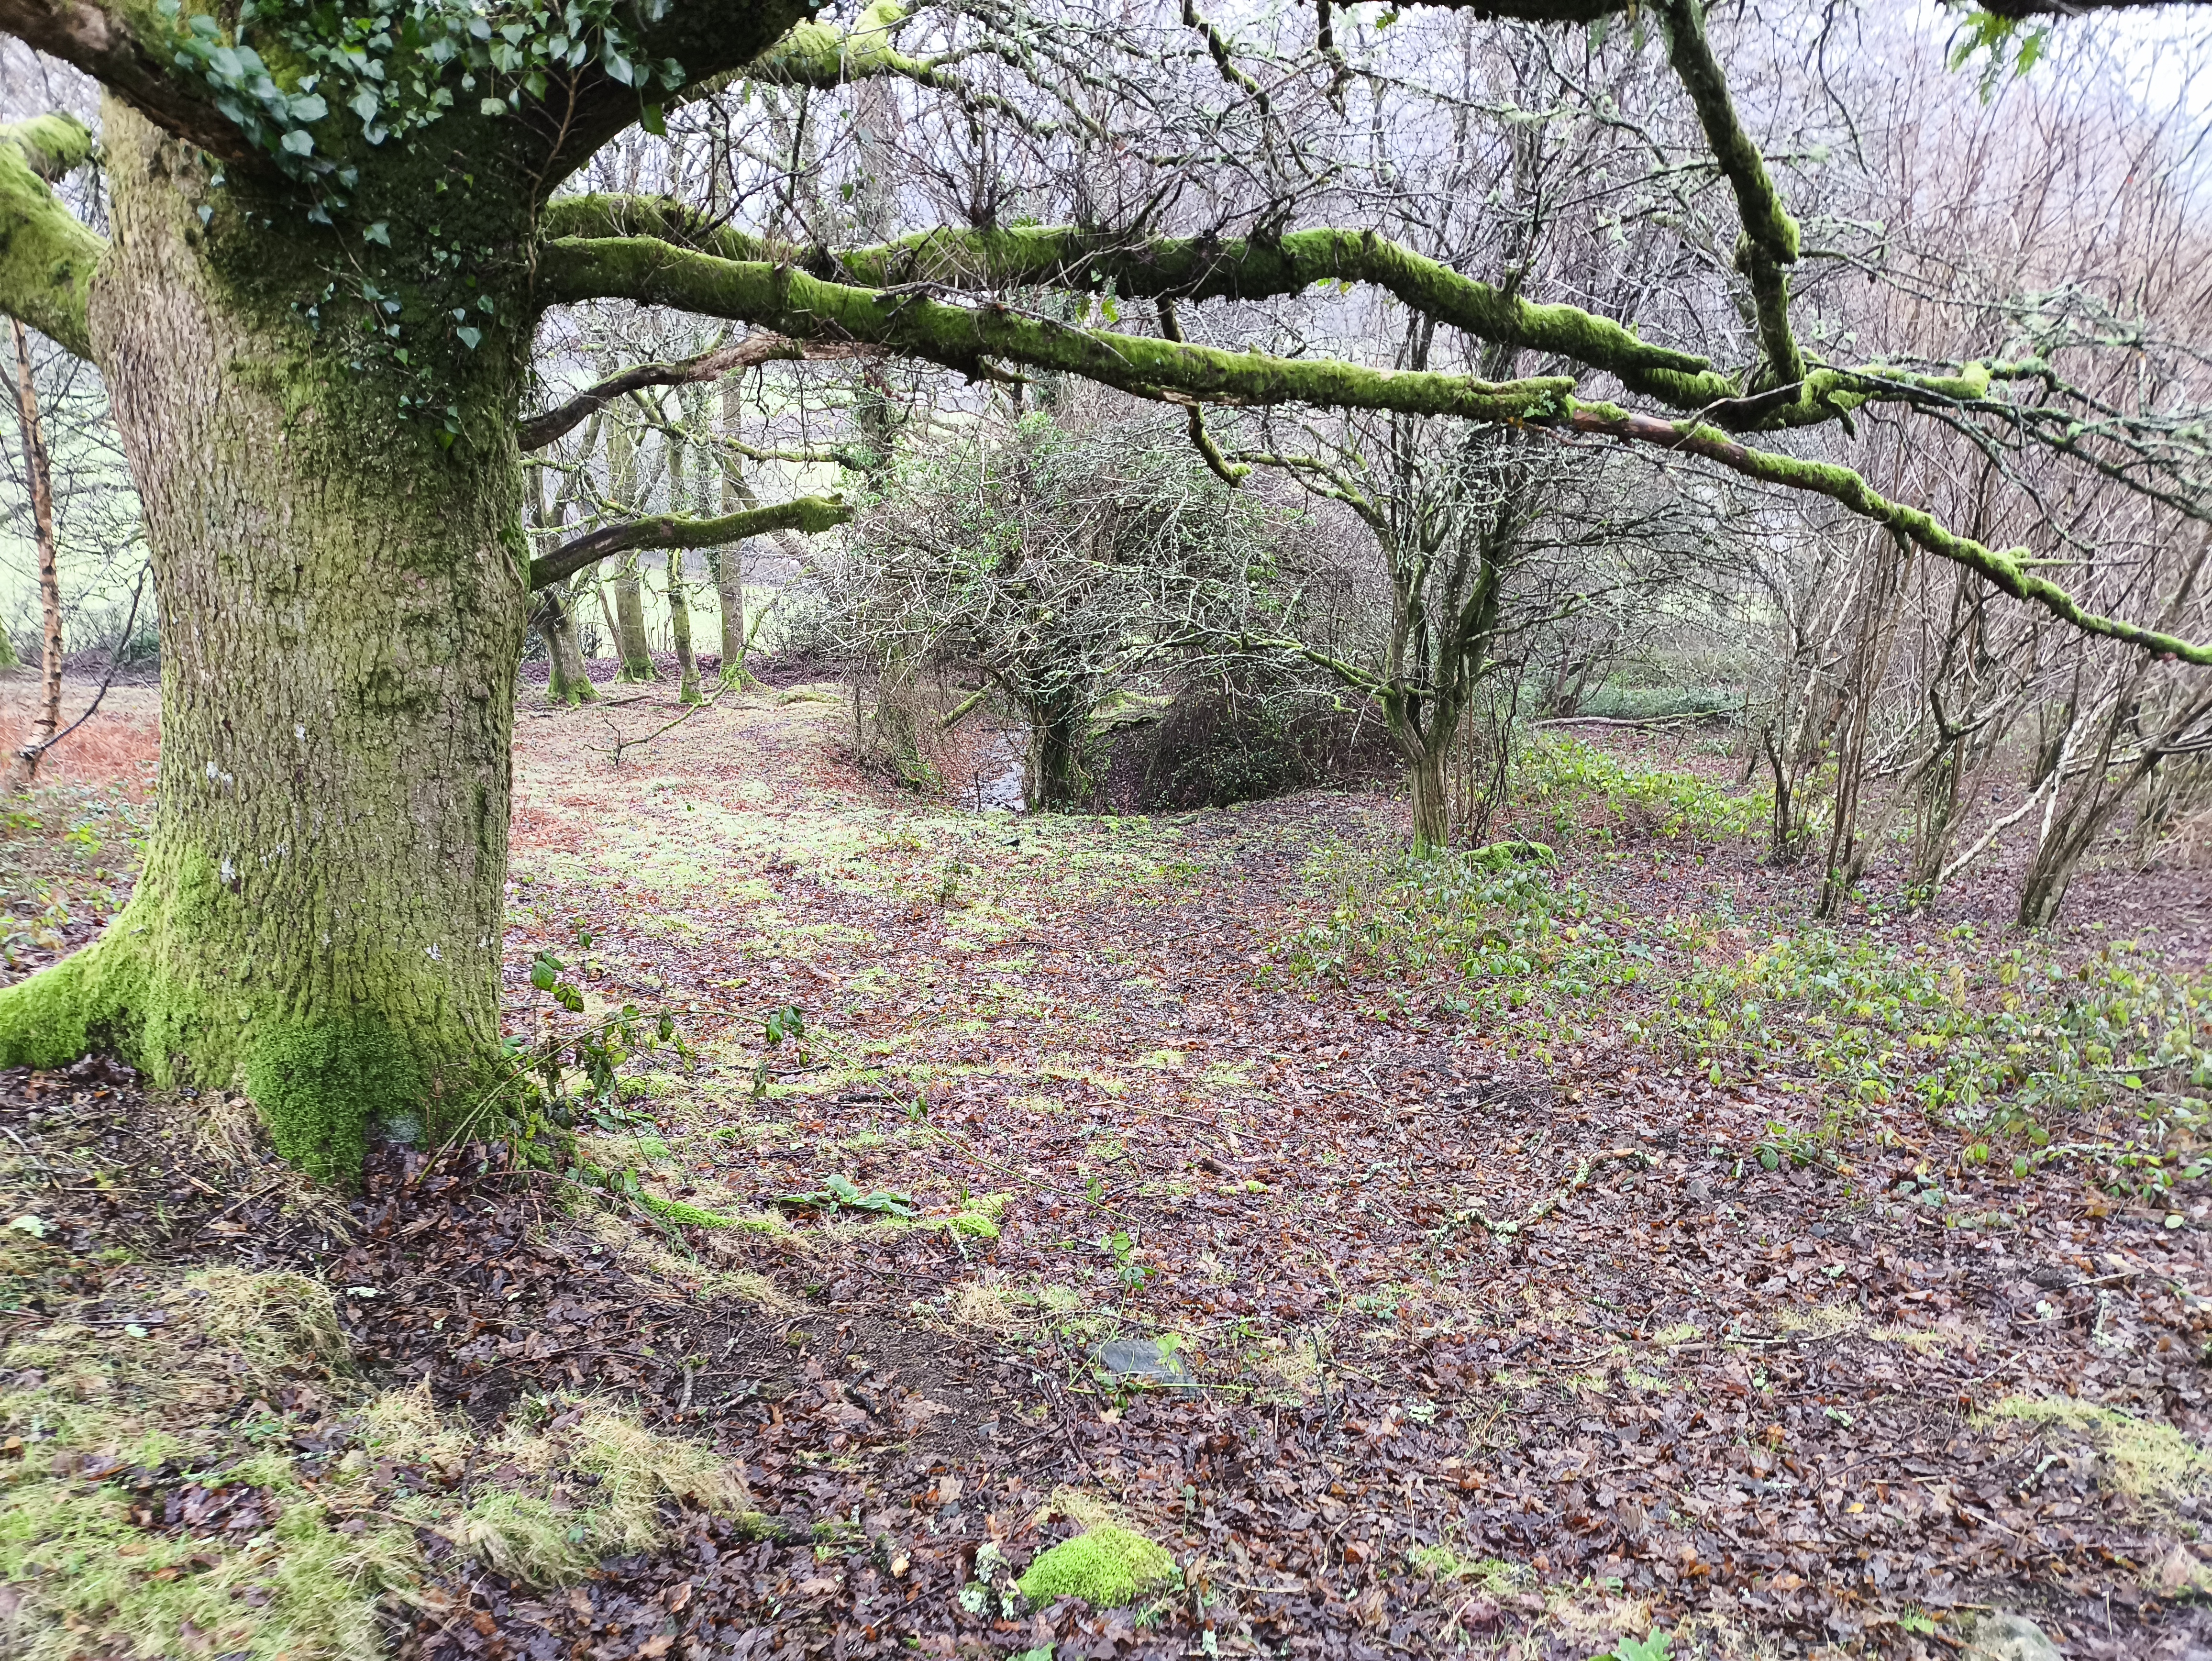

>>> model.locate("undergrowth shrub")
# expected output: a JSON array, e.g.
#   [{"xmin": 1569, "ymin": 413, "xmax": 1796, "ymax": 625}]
[
  {"xmin": 1657, "ymin": 935, "xmax": 2212, "ymax": 1128},
  {"xmin": 1512, "ymin": 733, "xmax": 1767, "ymax": 845},
  {"xmin": 1286, "ymin": 839, "xmax": 2212, "ymax": 1192},
  {"xmin": 1098, "ymin": 673, "xmax": 1395, "ymax": 813},
  {"xmin": 1284, "ymin": 842, "xmax": 1664, "ymax": 1023}
]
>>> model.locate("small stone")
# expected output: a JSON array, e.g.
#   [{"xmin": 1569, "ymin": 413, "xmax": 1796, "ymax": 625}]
[
  {"xmin": 1963, "ymin": 1612, "xmax": 2062, "ymax": 1661},
  {"xmin": 1090, "ymin": 1337, "xmax": 1193, "ymax": 1386}
]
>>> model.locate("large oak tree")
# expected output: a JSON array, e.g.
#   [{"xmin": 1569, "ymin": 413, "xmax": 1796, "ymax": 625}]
[{"xmin": 0, "ymin": 0, "xmax": 2200, "ymax": 1179}]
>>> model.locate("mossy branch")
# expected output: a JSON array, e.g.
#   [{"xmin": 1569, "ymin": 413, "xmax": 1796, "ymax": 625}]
[
  {"xmin": 682, "ymin": 2, "xmax": 1062, "ymax": 136},
  {"xmin": 539, "ymin": 198, "xmax": 1728, "ymax": 408},
  {"xmin": 1657, "ymin": 0, "xmax": 1804, "ymax": 391},
  {"xmin": 533, "ymin": 233, "xmax": 2212, "ymax": 668},
  {"xmin": 1181, "ymin": 0, "xmax": 1267, "ymax": 108},
  {"xmin": 741, "ymin": 0, "xmax": 920, "ymax": 85},
  {"xmin": 1568, "ymin": 403, "xmax": 2212, "ymax": 665},
  {"xmin": 0, "ymin": 114, "xmax": 103, "ymax": 360},
  {"xmin": 531, "ymin": 494, "xmax": 851, "ymax": 590},
  {"xmin": 0, "ymin": 1, "xmax": 251, "ymax": 160},
  {"xmin": 537, "ymin": 235, "xmax": 1580, "ymax": 421}
]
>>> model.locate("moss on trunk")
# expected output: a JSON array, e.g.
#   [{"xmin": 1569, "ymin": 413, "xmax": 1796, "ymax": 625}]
[
  {"xmin": 613, "ymin": 559, "xmax": 658, "ymax": 681},
  {"xmin": 0, "ymin": 101, "xmax": 527, "ymax": 1184},
  {"xmin": 666, "ymin": 550, "xmax": 702, "ymax": 704}
]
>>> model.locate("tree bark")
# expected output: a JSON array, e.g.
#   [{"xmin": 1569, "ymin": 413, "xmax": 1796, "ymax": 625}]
[
  {"xmin": 9, "ymin": 315, "xmax": 59, "ymax": 785},
  {"xmin": 1025, "ymin": 709, "xmax": 1089, "ymax": 811},
  {"xmin": 538, "ymin": 584, "xmax": 597, "ymax": 706},
  {"xmin": 0, "ymin": 103, "xmax": 527, "ymax": 1182},
  {"xmin": 715, "ymin": 376, "xmax": 748, "ymax": 682},
  {"xmin": 612, "ymin": 556, "xmax": 658, "ymax": 681},
  {"xmin": 666, "ymin": 549, "xmax": 702, "ymax": 704},
  {"xmin": 1407, "ymin": 739, "xmax": 1450, "ymax": 852}
]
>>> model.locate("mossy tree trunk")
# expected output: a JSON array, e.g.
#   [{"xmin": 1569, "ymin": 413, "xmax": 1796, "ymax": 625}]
[
  {"xmin": 1404, "ymin": 733, "xmax": 1451, "ymax": 852},
  {"xmin": 612, "ymin": 556, "xmax": 658, "ymax": 681},
  {"xmin": 0, "ymin": 103, "xmax": 528, "ymax": 1182},
  {"xmin": 1023, "ymin": 697, "xmax": 1093, "ymax": 812},
  {"xmin": 709, "ymin": 546, "xmax": 747, "ymax": 681},
  {"xmin": 713, "ymin": 378, "xmax": 749, "ymax": 682},
  {"xmin": 10, "ymin": 315, "xmax": 60, "ymax": 783},
  {"xmin": 666, "ymin": 550, "xmax": 702, "ymax": 704},
  {"xmin": 538, "ymin": 583, "xmax": 597, "ymax": 707}
]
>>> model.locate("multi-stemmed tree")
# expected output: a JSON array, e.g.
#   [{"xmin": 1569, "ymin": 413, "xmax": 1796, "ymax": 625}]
[{"xmin": 0, "ymin": 0, "xmax": 2201, "ymax": 1180}]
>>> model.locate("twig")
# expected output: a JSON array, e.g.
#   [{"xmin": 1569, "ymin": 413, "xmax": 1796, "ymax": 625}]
[
  {"xmin": 1428, "ymin": 1147, "xmax": 1653, "ymax": 1241},
  {"xmin": 15, "ymin": 564, "xmax": 148, "ymax": 769}
]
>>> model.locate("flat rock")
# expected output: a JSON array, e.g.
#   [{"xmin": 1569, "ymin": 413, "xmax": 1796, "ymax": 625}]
[
  {"xmin": 1963, "ymin": 1612, "xmax": 2062, "ymax": 1661},
  {"xmin": 1091, "ymin": 1337, "xmax": 1194, "ymax": 1385}
]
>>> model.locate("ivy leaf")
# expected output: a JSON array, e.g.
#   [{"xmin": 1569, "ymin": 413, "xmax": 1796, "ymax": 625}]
[
  {"xmin": 639, "ymin": 101, "xmax": 665, "ymax": 135},
  {"xmin": 363, "ymin": 220, "xmax": 391, "ymax": 245},
  {"xmin": 288, "ymin": 91, "xmax": 327, "ymax": 122},
  {"xmin": 480, "ymin": 97, "xmax": 506, "ymax": 116},
  {"xmin": 279, "ymin": 128, "xmax": 313, "ymax": 156},
  {"xmin": 603, "ymin": 49, "xmax": 634, "ymax": 85},
  {"xmin": 349, "ymin": 87, "xmax": 379, "ymax": 123},
  {"xmin": 455, "ymin": 326, "xmax": 482, "ymax": 350}
]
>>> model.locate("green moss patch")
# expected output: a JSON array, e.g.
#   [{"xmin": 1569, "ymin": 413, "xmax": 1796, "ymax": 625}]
[
  {"xmin": 243, "ymin": 1015, "xmax": 429, "ymax": 1187},
  {"xmin": 1016, "ymin": 1525, "xmax": 1175, "ymax": 1608},
  {"xmin": 637, "ymin": 1194, "xmax": 785, "ymax": 1233}
]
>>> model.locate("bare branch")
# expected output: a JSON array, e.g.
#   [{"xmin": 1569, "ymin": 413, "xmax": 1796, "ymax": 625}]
[
  {"xmin": 520, "ymin": 333, "xmax": 878, "ymax": 451},
  {"xmin": 530, "ymin": 493, "xmax": 851, "ymax": 590}
]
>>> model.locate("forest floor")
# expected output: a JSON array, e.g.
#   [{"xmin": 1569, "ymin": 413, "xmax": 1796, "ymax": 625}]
[{"xmin": 2, "ymin": 668, "xmax": 2212, "ymax": 1661}]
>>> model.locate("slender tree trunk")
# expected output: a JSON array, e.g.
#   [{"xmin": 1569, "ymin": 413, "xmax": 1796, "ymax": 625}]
[
  {"xmin": 715, "ymin": 377, "xmax": 750, "ymax": 682},
  {"xmin": 539, "ymin": 585, "xmax": 597, "ymax": 707},
  {"xmin": 666, "ymin": 550, "xmax": 701, "ymax": 704},
  {"xmin": 608, "ymin": 420, "xmax": 656, "ymax": 682},
  {"xmin": 0, "ymin": 103, "xmax": 526, "ymax": 1182},
  {"xmin": 613, "ymin": 556, "xmax": 657, "ymax": 681},
  {"xmin": 1408, "ymin": 742, "xmax": 1450, "ymax": 852},
  {"xmin": 709, "ymin": 548, "xmax": 747, "ymax": 680},
  {"xmin": 665, "ymin": 420, "xmax": 700, "ymax": 703},
  {"xmin": 11, "ymin": 317, "xmax": 60, "ymax": 786}
]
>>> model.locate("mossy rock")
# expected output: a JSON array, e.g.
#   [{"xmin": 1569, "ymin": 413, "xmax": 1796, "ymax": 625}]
[{"xmin": 1016, "ymin": 1525, "xmax": 1174, "ymax": 1608}]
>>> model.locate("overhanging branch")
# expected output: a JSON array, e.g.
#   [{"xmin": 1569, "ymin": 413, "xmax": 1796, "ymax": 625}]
[
  {"xmin": 0, "ymin": 116, "xmax": 104, "ymax": 360},
  {"xmin": 0, "ymin": 0, "xmax": 253, "ymax": 159},
  {"xmin": 539, "ymin": 198, "xmax": 1728, "ymax": 409},
  {"xmin": 536, "ymin": 235, "xmax": 1578, "ymax": 423},
  {"xmin": 1567, "ymin": 405, "xmax": 2212, "ymax": 666},
  {"xmin": 1657, "ymin": 0, "xmax": 1803, "ymax": 391},
  {"xmin": 530, "ymin": 494, "xmax": 851, "ymax": 590}
]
